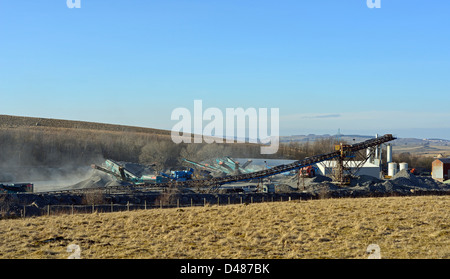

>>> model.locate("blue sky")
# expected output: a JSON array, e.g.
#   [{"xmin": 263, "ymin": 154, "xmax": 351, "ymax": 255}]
[{"xmin": 1, "ymin": 0, "xmax": 449, "ymax": 139}]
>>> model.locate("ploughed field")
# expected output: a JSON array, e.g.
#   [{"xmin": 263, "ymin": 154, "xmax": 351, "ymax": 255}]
[{"xmin": 0, "ymin": 195, "xmax": 448, "ymax": 259}]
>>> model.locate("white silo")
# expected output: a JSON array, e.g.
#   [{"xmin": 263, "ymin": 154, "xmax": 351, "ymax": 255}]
[
  {"xmin": 374, "ymin": 134, "xmax": 379, "ymax": 159},
  {"xmin": 399, "ymin": 162, "xmax": 408, "ymax": 172},
  {"xmin": 386, "ymin": 144, "xmax": 393, "ymax": 163},
  {"xmin": 388, "ymin": 162, "xmax": 398, "ymax": 177}
]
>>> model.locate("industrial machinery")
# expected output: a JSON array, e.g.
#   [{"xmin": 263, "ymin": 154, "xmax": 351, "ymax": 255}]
[
  {"xmin": 182, "ymin": 158, "xmax": 226, "ymax": 177},
  {"xmin": 91, "ymin": 159, "xmax": 168, "ymax": 184},
  {"xmin": 299, "ymin": 165, "xmax": 316, "ymax": 178},
  {"xmin": 160, "ymin": 168, "xmax": 194, "ymax": 182},
  {"xmin": 0, "ymin": 183, "xmax": 33, "ymax": 193},
  {"xmin": 91, "ymin": 134, "xmax": 396, "ymax": 192},
  {"xmin": 151, "ymin": 134, "xmax": 396, "ymax": 191},
  {"xmin": 183, "ymin": 157, "xmax": 253, "ymax": 176},
  {"xmin": 220, "ymin": 157, "xmax": 253, "ymax": 175}
]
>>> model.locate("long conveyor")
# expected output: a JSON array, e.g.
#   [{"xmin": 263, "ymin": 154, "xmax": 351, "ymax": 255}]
[{"xmin": 152, "ymin": 134, "xmax": 396, "ymax": 189}]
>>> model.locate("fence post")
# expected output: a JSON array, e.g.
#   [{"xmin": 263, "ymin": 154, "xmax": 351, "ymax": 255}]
[
  {"xmin": 144, "ymin": 200, "xmax": 147, "ymax": 210},
  {"xmin": 204, "ymin": 198, "xmax": 206, "ymax": 207},
  {"xmin": 240, "ymin": 196, "xmax": 243, "ymax": 204},
  {"xmin": 251, "ymin": 196, "xmax": 253, "ymax": 204},
  {"xmin": 127, "ymin": 201, "xmax": 130, "ymax": 211},
  {"xmin": 160, "ymin": 199, "xmax": 162, "ymax": 209},
  {"xmin": 217, "ymin": 197, "xmax": 220, "ymax": 206},
  {"xmin": 47, "ymin": 204, "xmax": 50, "ymax": 216},
  {"xmin": 191, "ymin": 198, "xmax": 193, "ymax": 207},
  {"xmin": 92, "ymin": 204, "xmax": 95, "ymax": 214},
  {"xmin": 228, "ymin": 196, "xmax": 230, "ymax": 205},
  {"xmin": 71, "ymin": 204, "xmax": 74, "ymax": 215},
  {"xmin": 177, "ymin": 199, "xmax": 180, "ymax": 208},
  {"xmin": 111, "ymin": 202, "xmax": 113, "ymax": 212}
]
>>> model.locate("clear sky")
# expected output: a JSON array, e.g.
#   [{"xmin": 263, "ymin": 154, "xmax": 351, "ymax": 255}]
[{"xmin": 1, "ymin": 0, "xmax": 449, "ymax": 139}]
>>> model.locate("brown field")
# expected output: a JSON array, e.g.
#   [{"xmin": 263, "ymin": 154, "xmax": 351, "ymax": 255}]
[
  {"xmin": 0, "ymin": 195, "xmax": 448, "ymax": 259},
  {"xmin": 394, "ymin": 144, "xmax": 450, "ymax": 158}
]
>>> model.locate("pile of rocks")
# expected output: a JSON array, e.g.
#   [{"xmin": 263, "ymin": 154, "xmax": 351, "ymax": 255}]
[{"xmin": 294, "ymin": 169, "xmax": 450, "ymax": 197}]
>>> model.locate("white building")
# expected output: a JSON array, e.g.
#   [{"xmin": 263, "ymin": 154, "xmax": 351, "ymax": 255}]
[{"xmin": 315, "ymin": 161, "xmax": 381, "ymax": 179}]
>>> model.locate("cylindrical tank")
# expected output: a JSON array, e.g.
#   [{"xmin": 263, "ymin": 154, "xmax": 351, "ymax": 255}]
[
  {"xmin": 388, "ymin": 162, "xmax": 398, "ymax": 177},
  {"xmin": 386, "ymin": 144, "xmax": 393, "ymax": 163},
  {"xmin": 399, "ymin": 162, "xmax": 408, "ymax": 172}
]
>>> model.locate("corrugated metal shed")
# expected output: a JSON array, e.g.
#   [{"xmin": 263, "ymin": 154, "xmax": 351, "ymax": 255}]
[{"xmin": 432, "ymin": 158, "xmax": 450, "ymax": 182}]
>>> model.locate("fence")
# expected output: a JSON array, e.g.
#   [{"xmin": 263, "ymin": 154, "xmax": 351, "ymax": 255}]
[
  {"xmin": 6, "ymin": 189, "xmax": 449, "ymax": 219},
  {"xmin": 17, "ymin": 194, "xmax": 303, "ymax": 218}
]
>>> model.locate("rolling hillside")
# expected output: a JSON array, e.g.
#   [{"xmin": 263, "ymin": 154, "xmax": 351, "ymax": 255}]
[
  {"xmin": 0, "ymin": 114, "xmax": 171, "ymax": 135},
  {"xmin": 281, "ymin": 134, "xmax": 450, "ymax": 157},
  {"xmin": 0, "ymin": 195, "xmax": 448, "ymax": 259},
  {"xmin": 0, "ymin": 115, "xmax": 261, "ymax": 183}
]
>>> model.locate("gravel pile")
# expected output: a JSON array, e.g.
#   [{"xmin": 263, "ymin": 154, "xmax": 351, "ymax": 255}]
[
  {"xmin": 61, "ymin": 170, "xmax": 132, "ymax": 190},
  {"xmin": 63, "ymin": 170, "xmax": 115, "ymax": 190},
  {"xmin": 391, "ymin": 169, "xmax": 421, "ymax": 187},
  {"xmin": 281, "ymin": 169, "xmax": 450, "ymax": 197},
  {"xmin": 349, "ymin": 175, "xmax": 382, "ymax": 187},
  {"xmin": 59, "ymin": 161, "xmax": 156, "ymax": 190}
]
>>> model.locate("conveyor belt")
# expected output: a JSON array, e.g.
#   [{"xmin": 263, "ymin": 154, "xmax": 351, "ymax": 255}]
[
  {"xmin": 150, "ymin": 134, "xmax": 396, "ymax": 189},
  {"xmin": 37, "ymin": 134, "xmax": 396, "ymax": 194}
]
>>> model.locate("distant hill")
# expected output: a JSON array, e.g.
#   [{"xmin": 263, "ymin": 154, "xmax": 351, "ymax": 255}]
[
  {"xmin": 0, "ymin": 115, "xmax": 263, "ymax": 177},
  {"xmin": 280, "ymin": 134, "xmax": 373, "ymax": 144},
  {"xmin": 0, "ymin": 115, "xmax": 175, "ymax": 170},
  {"xmin": 280, "ymin": 134, "xmax": 450, "ymax": 147},
  {"xmin": 0, "ymin": 115, "xmax": 171, "ymax": 136},
  {"xmin": 2, "ymin": 115, "xmax": 449, "ymax": 167},
  {"xmin": 393, "ymin": 137, "xmax": 450, "ymax": 147},
  {"xmin": 280, "ymin": 133, "xmax": 450, "ymax": 157}
]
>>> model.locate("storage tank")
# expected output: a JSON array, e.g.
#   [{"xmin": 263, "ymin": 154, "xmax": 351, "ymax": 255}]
[
  {"xmin": 386, "ymin": 144, "xmax": 393, "ymax": 163},
  {"xmin": 399, "ymin": 162, "xmax": 408, "ymax": 172},
  {"xmin": 388, "ymin": 162, "xmax": 398, "ymax": 177}
]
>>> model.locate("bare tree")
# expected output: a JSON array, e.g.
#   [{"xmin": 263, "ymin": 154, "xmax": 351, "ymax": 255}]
[
  {"xmin": 139, "ymin": 140, "xmax": 182, "ymax": 172},
  {"xmin": 179, "ymin": 143, "xmax": 205, "ymax": 163}
]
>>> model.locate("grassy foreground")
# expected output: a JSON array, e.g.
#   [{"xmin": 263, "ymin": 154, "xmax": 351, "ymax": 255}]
[{"xmin": 0, "ymin": 195, "xmax": 448, "ymax": 259}]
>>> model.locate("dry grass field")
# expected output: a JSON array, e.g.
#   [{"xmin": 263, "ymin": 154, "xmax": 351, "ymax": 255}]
[
  {"xmin": 394, "ymin": 144, "xmax": 450, "ymax": 158},
  {"xmin": 0, "ymin": 195, "xmax": 448, "ymax": 259}
]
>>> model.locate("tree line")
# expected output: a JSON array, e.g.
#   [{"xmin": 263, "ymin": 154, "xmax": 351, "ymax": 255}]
[{"xmin": 0, "ymin": 127, "xmax": 434, "ymax": 172}]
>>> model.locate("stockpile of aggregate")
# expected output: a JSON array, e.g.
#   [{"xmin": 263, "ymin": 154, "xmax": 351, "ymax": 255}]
[
  {"xmin": 281, "ymin": 169, "xmax": 450, "ymax": 197},
  {"xmin": 61, "ymin": 161, "xmax": 156, "ymax": 190},
  {"xmin": 61, "ymin": 170, "xmax": 131, "ymax": 190},
  {"xmin": 63, "ymin": 171, "xmax": 114, "ymax": 190},
  {"xmin": 56, "ymin": 165, "xmax": 450, "ymax": 198}
]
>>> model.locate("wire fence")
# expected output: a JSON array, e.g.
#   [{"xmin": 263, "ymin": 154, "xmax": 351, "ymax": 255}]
[
  {"xmin": 16, "ymin": 194, "xmax": 301, "ymax": 218},
  {"xmin": 5, "ymin": 189, "xmax": 448, "ymax": 219}
]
